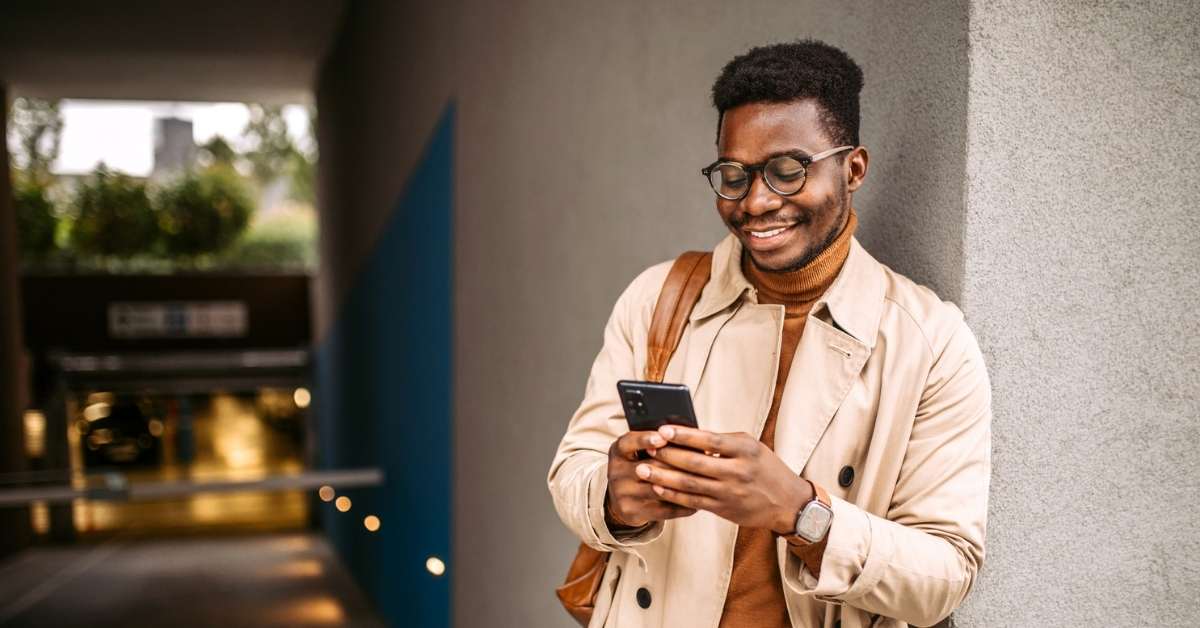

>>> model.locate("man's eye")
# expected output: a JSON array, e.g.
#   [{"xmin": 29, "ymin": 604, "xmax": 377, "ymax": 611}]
[{"xmin": 723, "ymin": 176, "xmax": 748, "ymax": 187}]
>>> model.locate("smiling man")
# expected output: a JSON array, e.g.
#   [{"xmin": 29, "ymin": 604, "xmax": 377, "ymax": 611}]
[{"xmin": 549, "ymin": 40, "xmax": 991, "ymax": 628}]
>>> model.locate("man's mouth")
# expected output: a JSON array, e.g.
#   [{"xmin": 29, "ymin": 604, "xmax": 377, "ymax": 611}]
[{"xmin": 747, "ymin": 225, "xmax": 793, "ymax": 239}]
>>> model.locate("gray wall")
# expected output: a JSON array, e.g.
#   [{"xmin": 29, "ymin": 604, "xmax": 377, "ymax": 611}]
[
  {"xmin": 316, "ymin": 1, "xmax": 1198, "ymax": 626},
  {"xmin": 452, "ymin": 3, "xmax": 969, "ymax": 627},
  {"xmin": 955, "ymin": 1, "xmax": 1200, "ymax": 625},
  {"xmin": 318, "ymin": 1, "xmax": 970, "ymax": 626}
]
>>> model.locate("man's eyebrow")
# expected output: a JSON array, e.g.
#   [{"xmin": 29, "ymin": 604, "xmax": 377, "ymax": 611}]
[{"xmin": 715, "ymin": 148, "xmax": 814, "ymax": 163}]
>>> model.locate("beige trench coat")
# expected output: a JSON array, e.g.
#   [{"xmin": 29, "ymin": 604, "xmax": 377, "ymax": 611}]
[{"xmin": 548, "ymin": 234, "xmax": 991, "ymax": 628}]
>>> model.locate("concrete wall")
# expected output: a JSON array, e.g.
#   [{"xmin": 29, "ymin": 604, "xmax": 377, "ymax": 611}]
[
  {"xmin": 452, "ymin": 4, "xmax": 969, "ymax": 627},
  {"xmin": 955, "ymin": 1, "xmax": 1200, "ymax": 625},
  {"xmin": 317, "ymin": 1, "xmax": 1200, "ymax": 626},
  {"xmin": 318, "ymin": 1, "xmax": 971, "ymax": 626}
]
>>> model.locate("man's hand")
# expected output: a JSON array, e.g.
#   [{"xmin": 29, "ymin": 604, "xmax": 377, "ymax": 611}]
[
  {"xmin": 640, "ymin": 425, "xmax": 814, "ymax": 534},
  {"xmin": 606, "ymin": 430, "xmax": 698, "ymax": 528}
]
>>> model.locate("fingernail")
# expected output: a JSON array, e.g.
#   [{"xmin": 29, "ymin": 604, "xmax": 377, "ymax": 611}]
[
  {"xmin": 649, "ymin": 435, "xmax": 665, "ymax": 447},
  {"xmin": 646, "ymin": 447, "xmax": 657, "ymax": 456},
  {"xmin": 635, "ymin": 464, "xmax": 651, "ymax": 479},
  {"xmin": 659, "ymin": 426, "xmax": 675, "ymax": 439},
  {"xmin": 652, "ymin": 485, "xmax": 665, "ymax": 495}
]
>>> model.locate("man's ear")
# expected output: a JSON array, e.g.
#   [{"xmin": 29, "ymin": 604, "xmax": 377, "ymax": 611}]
[{"xmin": 846, "ymin": 146, "xmax": 869, "ymax": 193}]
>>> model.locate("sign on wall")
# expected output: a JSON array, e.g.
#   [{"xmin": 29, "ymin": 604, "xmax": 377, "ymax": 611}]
[{"xmin": 108, "ymin": 301, "xmax": 249, "ymax": 339}]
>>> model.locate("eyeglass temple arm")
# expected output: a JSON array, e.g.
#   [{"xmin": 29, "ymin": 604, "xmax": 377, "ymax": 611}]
[{"xmin": 809, "ymin": 145, "xmax": 856, "ymax": 162}]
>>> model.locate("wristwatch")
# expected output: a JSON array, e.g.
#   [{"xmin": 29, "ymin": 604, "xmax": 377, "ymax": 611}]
[{"xmin": 788, "ymin": 480, "xmax": 834, "ymax": 545}]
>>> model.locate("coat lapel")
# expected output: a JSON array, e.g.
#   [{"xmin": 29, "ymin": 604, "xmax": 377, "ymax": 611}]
[
  {"xmin": 773, "ymin": 317, "xmax": 870, "ymax": 473},
  {"xmin": 773, "ymin": 238, "xmax": 885, "ymax": 473},
  {"xmin": 670, "ymin": 233, "xmax": 885, "ymax": 461}
]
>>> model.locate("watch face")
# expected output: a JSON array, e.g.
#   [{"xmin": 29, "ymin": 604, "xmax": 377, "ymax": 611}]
[{"xmin": 796, "ymin": 502, "xmax": 834, "ymax": 542}]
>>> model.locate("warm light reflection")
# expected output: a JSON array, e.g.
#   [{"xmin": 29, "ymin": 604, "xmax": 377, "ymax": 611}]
[
  {"xmin": 293, "ymin": 387, "xmax": 311, "ymax": 408},
  {"xmin": 83, "ymin": 402, "xmax": 111, "ymax": 422},
  {"xmin": 23, "ymin": 410, "xmax": 46, "ymax": 458},
  {"xmin": 318, "ymin": 486, "xmax": 335, "ymax": 502},
  {"xmin": 363, "ymin": 515, "xmax": 380, "ymax": 532},
  {"xmin": 261, "ymin": 558, "xmax": 324, "ymax": 579},
  {"xmin": 270, "ymin": 596, "xmax": 345, "ymax": 624},
  {"xmin": 148, "ymin": 419, "xmax": 164, "ymax": 437},
  {"xmin": 426, "ymin": 556, "xmax": 446, "ymax": 576},
  {"xmin": 30, "ymin": 500, "xmax": 49, "ymax": 534},
  {"xmin": 335, "ymin": 496, "xmax": 351, "ymax": 512},
  {"xmin": 211, "ymin": 393, "xmax": 264, "ymax": 469},
  {"xmin": 86, "ymin": 392, "xmax": 115, "ymax": 405},
  {"xmin": 268, "ymin": 535, "xmax": 314, "ymax": 553}
]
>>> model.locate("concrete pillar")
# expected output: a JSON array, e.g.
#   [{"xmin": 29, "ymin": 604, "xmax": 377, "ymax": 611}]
[{"xmin": 955, "ymin": 2, "xmax": 1200, "ymax": 625}]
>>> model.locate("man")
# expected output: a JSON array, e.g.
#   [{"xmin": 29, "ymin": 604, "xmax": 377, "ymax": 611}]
[{"xmin": 548, "ymin": 40, "xmax": 991, "ymax": 628}]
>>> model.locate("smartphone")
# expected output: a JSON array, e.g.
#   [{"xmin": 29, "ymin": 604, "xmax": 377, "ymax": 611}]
[{"xmin": 617, "ymin": 380, "xmax": 699, "ymax": 432}]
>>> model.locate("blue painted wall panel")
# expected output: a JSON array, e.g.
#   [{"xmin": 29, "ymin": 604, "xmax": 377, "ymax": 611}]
[{"xmin": 315, "ymin": 105, "xmax": 454, "ymax": 628}]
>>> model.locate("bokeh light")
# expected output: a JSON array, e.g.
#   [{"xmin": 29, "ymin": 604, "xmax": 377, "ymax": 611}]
[{"xmin": 426, "ymin": 556, "xmax": 445, "ymax": 576}]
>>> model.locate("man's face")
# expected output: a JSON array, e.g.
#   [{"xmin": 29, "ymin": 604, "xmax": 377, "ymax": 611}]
[{"xmin": 715, "ymin": 99, "xmax": 859, "ymax": 272}]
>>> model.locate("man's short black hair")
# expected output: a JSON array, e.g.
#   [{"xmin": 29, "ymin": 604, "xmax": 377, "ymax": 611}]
[{"xmin": 711, "ymin": 39, "xmax": 863, "ymax": 147}]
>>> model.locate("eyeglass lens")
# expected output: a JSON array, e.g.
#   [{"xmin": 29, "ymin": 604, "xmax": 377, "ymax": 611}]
[{"xmin": 708, "ymin": 156, "xmax": 808, "ymax": 200}]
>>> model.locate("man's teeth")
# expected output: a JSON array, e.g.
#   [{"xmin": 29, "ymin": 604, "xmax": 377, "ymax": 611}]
[{"xmin": 751, "ymin": 226, "xmax": 789, "ymax": 238}]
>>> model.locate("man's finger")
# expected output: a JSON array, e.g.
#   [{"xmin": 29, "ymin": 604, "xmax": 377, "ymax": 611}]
[
  {"xmin": 615, "ymin": 430, "xmax": 668, "ymax": 458},
  {"xmin": 636, "ymin": 462, "xmax": 723, "ymax": 497},
  {"xmin": 651, "ymin": 444, "xmax": 731, "ymax": 479},
  {"xmin": 652, "ymin": 484, "xmax": 720, "ymax": 512},
  {"xmin": 658, "ymin": 425, "xmax": 742, "ymax": 457}
]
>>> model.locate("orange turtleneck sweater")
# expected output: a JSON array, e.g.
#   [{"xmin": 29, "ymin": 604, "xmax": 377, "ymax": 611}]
[{"xmin": 718, "ymin": 208, "xmax": 857, "ymax": 628}]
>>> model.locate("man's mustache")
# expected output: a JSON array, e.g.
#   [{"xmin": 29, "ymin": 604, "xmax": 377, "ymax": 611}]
[{"xmin": 728, "ymin": 210, "xmax": 811, "ymax": 230}]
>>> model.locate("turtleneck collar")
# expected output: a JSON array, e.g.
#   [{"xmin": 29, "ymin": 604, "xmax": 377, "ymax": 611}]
[{"xmin": 742, "ymin": 207, "xmax": 858, "ymax": 308}]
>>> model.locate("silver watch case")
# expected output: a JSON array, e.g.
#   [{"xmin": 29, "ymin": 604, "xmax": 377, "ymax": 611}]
[{"xmin": 794, "ymin": 499, "xmax": 834, "ymax": 543}]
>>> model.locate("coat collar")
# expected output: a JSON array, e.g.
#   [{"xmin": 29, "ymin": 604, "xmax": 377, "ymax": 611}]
[{"xmin": 690, "ymin": 232, "xmax": 885, "ymax": 349}]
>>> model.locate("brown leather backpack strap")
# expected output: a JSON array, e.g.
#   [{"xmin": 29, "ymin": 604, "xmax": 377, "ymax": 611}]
[{"xmin": 645, "ymin": 251, "xmax": 713, "ymax": 383}]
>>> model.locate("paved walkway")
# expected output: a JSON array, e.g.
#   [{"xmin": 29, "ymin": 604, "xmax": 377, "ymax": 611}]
[{"xmin": 0, "ymin": 532, "xmax": 385, "ymax": 628}]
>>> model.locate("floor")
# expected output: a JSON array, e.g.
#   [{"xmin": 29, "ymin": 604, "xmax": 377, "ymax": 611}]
[{"xmin": 0, "ymin": 532, "xmax": 385, "ymax": 628}]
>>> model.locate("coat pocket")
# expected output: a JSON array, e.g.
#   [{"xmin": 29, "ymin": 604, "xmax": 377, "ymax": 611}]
[{"xmin": 590, "ymin": 561, "xmax": 623, "ymax": 628}]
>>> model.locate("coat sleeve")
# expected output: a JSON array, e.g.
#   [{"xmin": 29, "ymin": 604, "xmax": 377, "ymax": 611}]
[
  {"xmin": 547, "ymin": 264, "xmax": 671, "ymax": 553},
  {"xmin": 781, "ymin": 318, "xmax": 992, "ymax": 627}
]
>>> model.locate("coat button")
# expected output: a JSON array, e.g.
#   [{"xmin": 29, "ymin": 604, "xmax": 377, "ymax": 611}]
[
  {"xmin": 838, "ymin": 465, "xmax": 855, "ymax": 488},
  {"xmin": 636, "ymin": 587, "xmax": 652, "ymax": 609}
]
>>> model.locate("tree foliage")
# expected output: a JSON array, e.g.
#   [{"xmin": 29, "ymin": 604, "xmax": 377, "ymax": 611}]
[
  {"xmin": 198, "ymin": 135, "xmax": 239, "ymax": 168},
  {"xmin": 242, "ymin": 104, "xmax": 297, "ymax": 185},
  {"xmin": 155, "ymin": 166, "xmax": 255, "ymax": 257},
  {"xmin": 242, "ymin": 104, "xmax": 316, "ymax": 204},
  {"xmin": 7, "ymin": 97, "xmax": 63, "ymax": 179},
  {"xmin": 70, "ymin": 165, "xmax": 158, "ymax": 258},
  {"xmin": 12, "ymin": 175, "xmax": 58, "ymax": 259}
]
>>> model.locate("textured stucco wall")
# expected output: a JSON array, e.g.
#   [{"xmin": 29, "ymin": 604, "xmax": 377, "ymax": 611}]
[
  {"xmin": 318, "ymin": 1, "xmax": 972, "ymax": 625},
  {"xmin": 318, "ymin": 1, "xmax": 976, "ymax": 625},
  {"xmin": 452, "ymin": 3, "xmax": 969, "ymax": 627},
  {"xmin": 955, "ymin": 2, "xmax": 1200, "ymax": 625}
]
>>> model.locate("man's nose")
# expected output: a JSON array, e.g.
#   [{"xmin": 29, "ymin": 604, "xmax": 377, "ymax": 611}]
[{"xmin": 742, "ymin": 172, "xmax": 783, "ymax": 216}]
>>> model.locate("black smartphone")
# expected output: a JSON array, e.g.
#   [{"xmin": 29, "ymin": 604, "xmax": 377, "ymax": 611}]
[{"xmin": 617, "ymin": 380, "xmax": 699, "ymax": 432}]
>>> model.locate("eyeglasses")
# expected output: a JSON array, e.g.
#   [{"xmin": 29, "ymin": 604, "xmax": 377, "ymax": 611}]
[{"xmin": 701, "ymin": 145, "xmax": 855, "ymax": 200}]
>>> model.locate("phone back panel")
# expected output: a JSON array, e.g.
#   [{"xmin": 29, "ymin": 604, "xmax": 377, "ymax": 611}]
[{"xmin": 616, "ymin": 380, "xmax": 699, "ymax": 432}]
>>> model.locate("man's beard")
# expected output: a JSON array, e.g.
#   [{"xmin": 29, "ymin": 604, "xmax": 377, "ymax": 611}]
[{"xmin": 745, "ymin": 185, "xmax": 849, "ymax": 273}]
